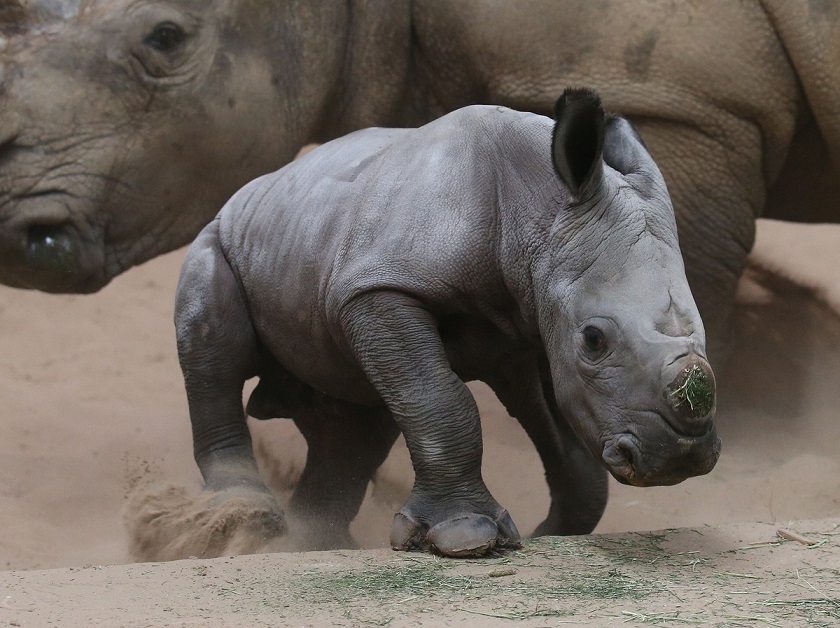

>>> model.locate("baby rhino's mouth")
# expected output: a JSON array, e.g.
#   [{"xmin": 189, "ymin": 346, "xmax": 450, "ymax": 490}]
[{"xmin": 602, "ymin": 419, "xmax": 721, "ymax": 487}]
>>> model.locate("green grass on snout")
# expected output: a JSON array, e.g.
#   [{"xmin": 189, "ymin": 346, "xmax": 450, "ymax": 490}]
[{"xmin": 668, "ymin": 364, "xmax": 715, "ymax": 417}]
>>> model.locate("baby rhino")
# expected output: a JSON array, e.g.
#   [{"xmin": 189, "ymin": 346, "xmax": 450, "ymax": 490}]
[{"xmin": 175, "ymin": 88, "xmax": 720, "ymax": 558}]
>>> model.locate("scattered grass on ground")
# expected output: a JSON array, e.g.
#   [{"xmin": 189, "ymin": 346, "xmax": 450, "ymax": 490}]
[{"xmin": 231, "ymin": 527, "xmax": 839, "ymax": 626}]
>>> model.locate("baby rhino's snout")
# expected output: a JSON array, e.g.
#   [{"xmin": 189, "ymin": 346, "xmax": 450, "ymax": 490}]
[
  {"xmin": 663, "ymin": 357, "xmax": 716, "ymax": 435},
  {"xmin": 601, "ymin": 354, "xmax": 720, "ymax": 488}
]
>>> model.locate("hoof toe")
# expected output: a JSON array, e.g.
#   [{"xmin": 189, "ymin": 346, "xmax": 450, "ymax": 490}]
[
  {"xmin": 391, "ymin": 512, "xmax": 427, "ymax": 550},
  {"xmin": 495, "ymin": 510, "xmax": 522, "ymax": 546},
  {"xmin": 427, "ymin": 514, "xmax": 499, "ymax": 557}
]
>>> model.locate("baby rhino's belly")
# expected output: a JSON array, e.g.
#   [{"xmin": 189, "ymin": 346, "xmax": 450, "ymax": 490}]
[{"xmin": 248, "ymin": 298, "xmax": 381, "ymax": 406}]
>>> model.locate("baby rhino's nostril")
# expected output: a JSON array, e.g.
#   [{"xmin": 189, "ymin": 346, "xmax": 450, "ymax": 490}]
[{"xmin": 602, "ymin": 435, "xmax": 639, "ymax": 485}]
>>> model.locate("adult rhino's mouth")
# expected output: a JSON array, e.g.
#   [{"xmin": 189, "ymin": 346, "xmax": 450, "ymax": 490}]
[
  {"xmin": 0, "ymin": 198, "xmax": 107, "ymax": 293},
  {"xmin": 601, "ymin": 412, "xmax": 721, "ymax": 487}
]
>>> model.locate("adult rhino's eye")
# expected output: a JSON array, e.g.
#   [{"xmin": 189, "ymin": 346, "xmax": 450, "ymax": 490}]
[
  {"xmin": 582, "ymin": 326, "xmax": 606, "ymax": 353},
  {"xmin": 143, "ymin": 22, "xmax": 186, "ymax": 52}
]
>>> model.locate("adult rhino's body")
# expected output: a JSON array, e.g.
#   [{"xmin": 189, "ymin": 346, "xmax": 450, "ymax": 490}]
[{"xmin": 0, "ymin": 0, "xmax": 837, "ymax": 358}]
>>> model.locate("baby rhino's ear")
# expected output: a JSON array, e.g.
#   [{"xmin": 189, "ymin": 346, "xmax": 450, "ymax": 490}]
[
  {"xmin": 551, "ymin": 88, "xmax": 605, "ymax": 200},
  {"xmin": 602, "ymin": 115, "xmax": 664, "ymax": 195}
]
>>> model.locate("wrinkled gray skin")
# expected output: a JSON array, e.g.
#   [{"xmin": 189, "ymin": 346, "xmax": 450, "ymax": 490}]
[
  {"xmin": 0, "ymin": 1, "xmax": 839, "ymax": 364},
  {"xmin": 175, "ymin": 90, "xmax": 720, "ymax": 556}
]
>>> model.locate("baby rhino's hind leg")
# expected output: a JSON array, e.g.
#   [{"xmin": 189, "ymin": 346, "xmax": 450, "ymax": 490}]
[
  {"xmin": 173, "ymin": 220, "xmax": 285, "ymax": 540},
  {"xmin": 287, "ymin": 404, "xmax": 400, "ymax": 550},
  {"xmin": 247, "ymin": 355, "xmax": 401, "ymax": 550}
]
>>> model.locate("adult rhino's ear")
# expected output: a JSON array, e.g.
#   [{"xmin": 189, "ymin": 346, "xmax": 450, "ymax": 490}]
[{"xmin": 551, "ymin": 88, "xmax": 605, "ymax": 200}]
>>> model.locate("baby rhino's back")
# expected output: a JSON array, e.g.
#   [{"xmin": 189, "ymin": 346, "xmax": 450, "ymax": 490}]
[{"xmin": 215, "ymin": 106, "xmax": 552, "ymax": 400}]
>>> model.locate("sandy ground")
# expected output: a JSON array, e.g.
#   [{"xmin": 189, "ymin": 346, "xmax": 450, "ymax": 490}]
[
  {"xmin": 2, "ymin": 518, "xmax": 838, "ymax": 626},
  {"xmin": 0, "ymin": 218, "xmax": 839, "ymax": 623}
]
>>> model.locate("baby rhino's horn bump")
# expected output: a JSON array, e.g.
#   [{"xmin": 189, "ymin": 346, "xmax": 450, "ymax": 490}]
[{"xmin": 667, "ymin": 363, "xmax": 715, "ymax": 419}]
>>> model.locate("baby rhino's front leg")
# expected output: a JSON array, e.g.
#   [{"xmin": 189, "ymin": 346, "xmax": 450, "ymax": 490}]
[{"xmin": 341, "ymin": 291, "xmax": 521, "ymax": 557}]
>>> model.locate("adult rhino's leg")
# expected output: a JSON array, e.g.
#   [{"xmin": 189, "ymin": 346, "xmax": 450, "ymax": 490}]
[
  {"xmin": 286, "ymin": 405, "xmax": 400, "ymax": 550},
  {"xmin": 174, "ymin": 220, "xmax": 284, "ymax": 535},
  {"xmin": 483, "ymin": 356, "xmax": 608, "ymax": 537},
  {"xmin": 633, "ymin": 120, "xmax": 760, "ymax": 366},
  {"xmin": 340, "ymin": 291, "xmax": 521, "ymax": 557}
]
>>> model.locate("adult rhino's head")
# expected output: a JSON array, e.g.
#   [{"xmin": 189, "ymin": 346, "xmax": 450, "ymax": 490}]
[
  {"xmin": 0, "ymin": 0, "xmax": 351, "ymax": 292},
  {"xmin": 537, "ymin": 89, "xmax": 720, "ymax": 487}
]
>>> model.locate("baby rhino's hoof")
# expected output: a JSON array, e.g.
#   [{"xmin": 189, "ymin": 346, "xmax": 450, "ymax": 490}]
[{"xmin": 391, "ymin": 511, "xmax": 521, "ymax": 557}]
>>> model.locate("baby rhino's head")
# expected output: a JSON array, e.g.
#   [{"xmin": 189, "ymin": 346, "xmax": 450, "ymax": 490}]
[{"xmin": 537, "ymin": 88, "xmax": 719, "ymax": 487}]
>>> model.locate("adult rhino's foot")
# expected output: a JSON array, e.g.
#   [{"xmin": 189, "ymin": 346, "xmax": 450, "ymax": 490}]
[{"xmin": 391, "ymin": 502, "xmax": 521, "ymax": 557}]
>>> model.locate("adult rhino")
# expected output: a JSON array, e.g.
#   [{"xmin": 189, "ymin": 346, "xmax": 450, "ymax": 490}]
[{"xmin": 0, "ymin": 1, "xmax": 837, "ymax": 361}]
